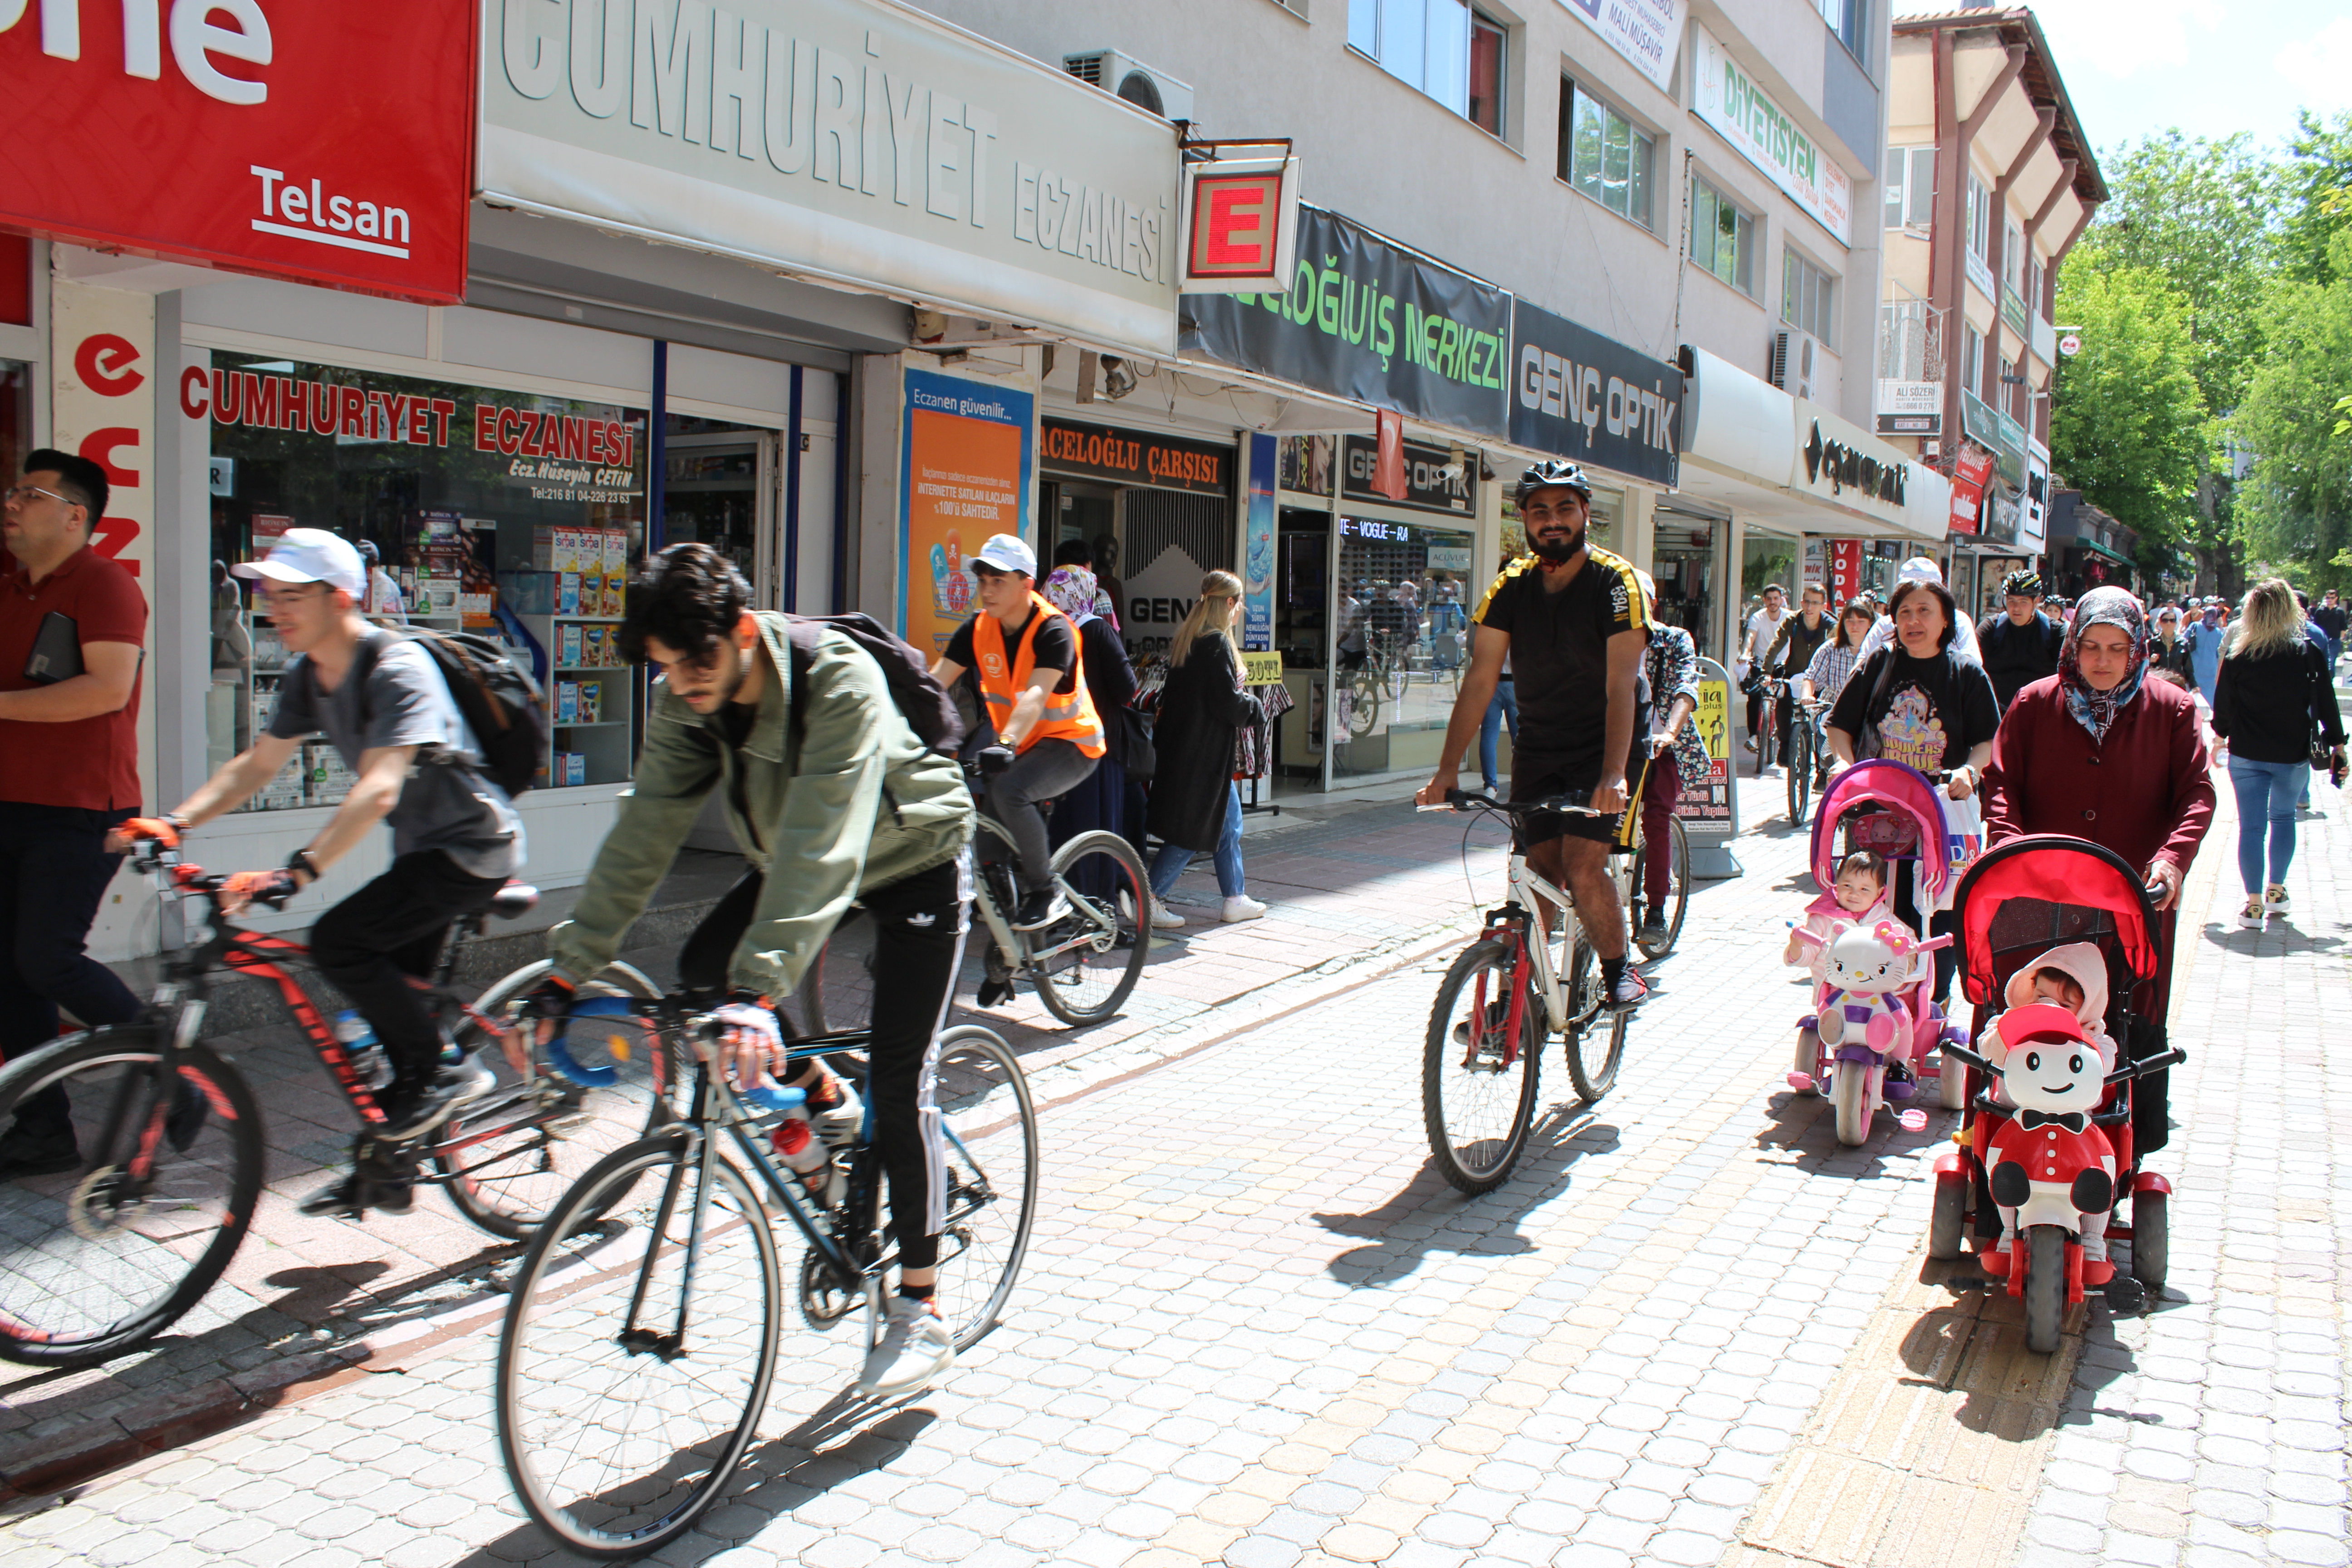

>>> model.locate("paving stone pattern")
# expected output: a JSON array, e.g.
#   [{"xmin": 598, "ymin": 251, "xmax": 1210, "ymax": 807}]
[{"xmin": 5, "ymin": 774, "xmax": 2340, "ymax": 1568}]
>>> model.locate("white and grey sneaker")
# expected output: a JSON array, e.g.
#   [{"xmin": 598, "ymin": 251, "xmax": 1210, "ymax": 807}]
[
  {"xmin": 1149, "ymin": 897, "xmax": 1187, "ymax": 930},
  {"xmin": 858, "ymin": 1294, "xmax": 955, "ymax": 1400}
]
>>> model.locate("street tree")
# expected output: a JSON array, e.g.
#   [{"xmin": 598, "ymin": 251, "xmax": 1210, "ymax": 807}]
[
  {"xmin": 2235, "ymin": 229, "xmax": 2352, "ymax": 590},
  {"xmin": 2049, "ymin": 261, "xmax": 2209, "ymax": 578}
]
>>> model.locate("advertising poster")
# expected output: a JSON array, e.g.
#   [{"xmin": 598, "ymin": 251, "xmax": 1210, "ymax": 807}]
[
  {"xmin": 1508, "ymin": 301, "xmax": 1683, "ymax": 489},
  {"xmin": 1243, "ymin": 433, "xmax": 1277, "ymax": 652},
  {"xmin": 1691, "ymin": 25, "xmax": 1852, "ymax": 246},
  {"xmin": 1552, "ymin": 0, "xmax": 1687, "ymax": 89},
  {"xmin": 898, "ymin": 369, "xmax": 1034, "ymax": 654}
]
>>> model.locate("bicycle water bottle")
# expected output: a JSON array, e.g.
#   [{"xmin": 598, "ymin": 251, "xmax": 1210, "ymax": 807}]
[
  {"xmin": 769, "ymin": 1111, "xmax": 836, "ymax": 1192},
  {"xmin": 333, "ymin": 1009, "xmax": 395, "ymax": 1091}
]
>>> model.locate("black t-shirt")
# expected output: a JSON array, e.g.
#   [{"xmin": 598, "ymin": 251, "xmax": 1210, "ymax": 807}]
[
  {"xmin": 1975, "ymin": 611, "xmax": 2063, "ymax": 709},
  {"xmin": 944, "ymin": 608, "xmax": 1078, "ymax": 695},
  {"xmin": 1472, "ymin": 546, "xmax": 1649, "ymax": 769},
  {"xmin": 1827, "ymin": 646, "xmax": 2000, "ymax": 773},
  {"xmin": 2312, "ymin": 604, "xmax": 2349, "ymax": 640}
]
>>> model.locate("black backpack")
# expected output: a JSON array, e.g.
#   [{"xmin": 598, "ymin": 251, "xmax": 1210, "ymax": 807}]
[
  {"xmin": 350, "ymin": 626, "xmax": 550, "ymax": 797},
  {"xmin": 783, "ymin": 612, "xmax": 965, "ymax": 756}
]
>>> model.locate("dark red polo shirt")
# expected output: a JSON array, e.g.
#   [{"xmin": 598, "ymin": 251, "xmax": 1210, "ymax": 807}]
[{"xmin": 0, "ymin": 545, "xmax": 148, "ymax": 810}]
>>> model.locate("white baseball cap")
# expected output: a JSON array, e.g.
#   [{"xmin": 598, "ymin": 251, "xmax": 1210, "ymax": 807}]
[
  {"xmin": 1896, "ymin": 556, "xmax": 1946, "ymax": 586},
  {"xmin": 231, "ymin": 527, "xmax": 366, "ymax": 598},
  {"xmin": 972, "ymin": 533, "xmax": 1038, "ymax": 578}
]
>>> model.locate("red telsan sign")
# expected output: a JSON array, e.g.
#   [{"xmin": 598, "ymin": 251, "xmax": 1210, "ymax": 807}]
[{"xmin": 0, "ymin": 1, "xmax": 477, "ymax": 303}]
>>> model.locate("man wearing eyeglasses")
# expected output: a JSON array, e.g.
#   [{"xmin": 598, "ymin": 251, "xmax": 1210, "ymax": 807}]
[{"xmin": 0, "ymin": 453, "xmax": 150, "ymax": 1177}]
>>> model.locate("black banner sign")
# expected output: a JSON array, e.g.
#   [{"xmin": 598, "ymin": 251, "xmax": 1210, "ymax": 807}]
[
  {"xmin": 1507, "ymin": 301, "xmax": 1682, "ymax": 488},
  {"xmin": 1339, "ymin": 435, "xmax": 1474, "ymax": 515},
  {"xmin": 1179, "ymin": 206, "xmax": 1512, "ymax": 438},
  {"xmin": 1040, "ymin": 419, "xmax": 1233, "ymax": 495}
]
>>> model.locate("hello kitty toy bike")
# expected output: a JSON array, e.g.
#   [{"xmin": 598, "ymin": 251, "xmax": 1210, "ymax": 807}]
[
  {"xmin": 1789, "ymin": 919, "xmax": 1952, "ymax": 1146},
  {"xmin": 1940, "ymin": 1001, "xmax": 2182, "ymax": 1352}
]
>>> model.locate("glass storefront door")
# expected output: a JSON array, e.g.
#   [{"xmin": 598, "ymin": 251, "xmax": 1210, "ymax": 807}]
[
  {"xmin": 1652, "ymin": 507, "xmax": 1724, "ymax": 661},
  {"xmin": 661, "ymin": 421, "xmax": 779, "ymax": 607},
  {"xmin": 1331, "ymin": 513, "xmax": 1475, "ymax": 781}
]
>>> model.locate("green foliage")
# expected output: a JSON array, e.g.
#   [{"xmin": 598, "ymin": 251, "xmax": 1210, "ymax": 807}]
[
  {"xmin": 2049, "ymin": 262, "xmax": 2209, "ymax": 548},
  {"xmin": 2282, "ymin": 111, "xmax": 2352, "ymax": 288},
  {"xmin": 2235, "ymin": 229, "xmax": 2352, "ymax": 590}
]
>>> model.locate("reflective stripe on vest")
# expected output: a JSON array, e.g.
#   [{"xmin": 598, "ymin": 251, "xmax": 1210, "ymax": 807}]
[{"xmin": 971, "ymin": 593, "xmax": 1107, "ymax": 759}]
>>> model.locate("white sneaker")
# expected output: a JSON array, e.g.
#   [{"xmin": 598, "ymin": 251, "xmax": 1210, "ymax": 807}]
[
  {"xmin": 1220, "ymin": 895, "xmax": 1269, "ymax": 923},
  {"xmin": 1149, "ymin": 897, "xmax": 1186, "ymax": 930},
  {"xmin": 858, "ymin": 1294, "xmax": 954, "ymax": 1400}
]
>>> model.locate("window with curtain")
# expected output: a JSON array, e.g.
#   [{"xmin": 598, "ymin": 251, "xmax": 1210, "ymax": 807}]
[
  {"xmin": 1689, "ymin": 176, "xmax": 1755, "ymax": 295},
  {"xmin": 1882, "ymin": 146, "xmax": 1935, "ymax": 230},
  {"xmin": 1557, "ymin": 78, "xmax": 1655, "ymax": 228},
  {"xmin": 1781, "ymin": 250, "xmax": 1837, "ymax": 348},
  {"xmin": 1350, "ymin": 0, "xmax": 1505, "ymax": 127}
]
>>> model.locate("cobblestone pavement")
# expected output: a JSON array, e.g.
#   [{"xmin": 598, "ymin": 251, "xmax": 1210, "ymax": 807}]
[{"xmin": 6, "ymin": 766, "xmax": 2339, "ymax": 1568}]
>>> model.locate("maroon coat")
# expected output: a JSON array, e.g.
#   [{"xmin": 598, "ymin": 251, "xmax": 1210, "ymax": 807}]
[{"xmin": 1983, "ymin": 675, "xmax": 2215, "ymax": 875}]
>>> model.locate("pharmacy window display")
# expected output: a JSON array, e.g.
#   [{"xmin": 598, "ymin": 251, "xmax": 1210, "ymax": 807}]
[{"xmin": 194, "ymin": 354, "xmax": 648, "ymax": 805}]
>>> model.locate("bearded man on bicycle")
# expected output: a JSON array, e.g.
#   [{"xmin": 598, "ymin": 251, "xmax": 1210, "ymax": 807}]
[
  {"xmin": 116, "ymin": 529, "xmax": 523, "ymax": 1216},
  {"xmin": 517, "ymin": 544, "xmax": 974, "ymax": 1400},
  {"xmin": 1416, "ymin": 461, "xmax": 1652, "ymax": 1011}
]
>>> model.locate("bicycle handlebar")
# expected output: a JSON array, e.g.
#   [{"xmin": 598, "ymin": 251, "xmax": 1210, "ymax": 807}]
[
  {"xmin": 1419, "ymin": 787, "xmax": 1606, "ymax": 817},
  {"xmin": 125, "ymin": 835, "xmax": 298, "ymax": 912}
]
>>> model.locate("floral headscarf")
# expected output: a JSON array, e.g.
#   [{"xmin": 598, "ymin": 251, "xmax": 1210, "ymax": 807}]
[
  {"xmin": 1042, "ymin": 565, "xmax": 1100, "ymax": 623},
  {"xmin": 2058, "ymin": 586, "xmax": 2148, "ymax": 742}
]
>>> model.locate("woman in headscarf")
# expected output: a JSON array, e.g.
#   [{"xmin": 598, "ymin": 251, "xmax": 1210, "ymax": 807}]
[
  {"xmin": 1035, "ymin": 565, "xmax": 1147, "ymax": 931},
  {"xmin": 1983, "ymin": 587, "xmax": 2215, "ymax": 1006}
]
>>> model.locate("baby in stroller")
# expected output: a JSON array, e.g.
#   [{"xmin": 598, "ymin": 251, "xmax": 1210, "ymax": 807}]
[{"xmin": 1975, "ymin": 940, "xmax": 2123, "ymax": 1280}]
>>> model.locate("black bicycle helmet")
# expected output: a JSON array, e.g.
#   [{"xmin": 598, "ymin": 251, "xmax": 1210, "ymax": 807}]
[
  {"xmin": 2002, "ymin": 568, "xmax": 2043, "ymax": 598},
  {"xmin": 1515, "ymin": 460, "xmax": 1593, "ymax": 508}
]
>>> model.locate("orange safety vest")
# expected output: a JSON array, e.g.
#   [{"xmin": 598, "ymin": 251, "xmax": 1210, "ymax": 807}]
[{"xmin": 972, "ymin": 593, "xmax": 1106, "ymax": 759}]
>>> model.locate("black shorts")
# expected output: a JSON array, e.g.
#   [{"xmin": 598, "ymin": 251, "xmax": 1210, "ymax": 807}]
[{"xmin": 1510, "ymin": 754, "xmax": 1650, "ymax": 850}]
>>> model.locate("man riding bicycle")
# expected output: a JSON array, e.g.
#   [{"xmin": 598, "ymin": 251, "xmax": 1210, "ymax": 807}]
[
  {"xmin": 115, "ymin": 529, "xmax": 523, "ymax": 1216},
  {"xmin": 514, "ymin": 544, "xmax": 974, "ymax": 1400},
  {"xmin": 1416, "ymin": 461, "xmax": 1652, "ymax": 1012},
  {"xmin": 926, "ymin": 533, "xmax": 1103, "ymax": 929}
]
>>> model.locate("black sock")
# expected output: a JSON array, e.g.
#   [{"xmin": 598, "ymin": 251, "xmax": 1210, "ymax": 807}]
[{"xmin": 1601, "ymin": 956, "xmax": 1626, "ymax": 992}]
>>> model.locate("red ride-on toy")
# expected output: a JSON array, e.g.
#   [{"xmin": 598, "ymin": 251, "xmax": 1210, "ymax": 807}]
[{"xmin": 1927, "ymin": 835, "xmax": 2186, "ymax": 1346}]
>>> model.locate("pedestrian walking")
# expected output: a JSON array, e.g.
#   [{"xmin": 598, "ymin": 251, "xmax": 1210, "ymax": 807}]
[
  {"xmin": 2211, "ymin": 578, "xmax": 2345, "ymax": 929},
  {"xmin": 1041, "ymin": 563, "xmax": 1147, "ymax": 878},
  {"xmin": 2310, "ymin": 587, "xmax": 2347, "ymax": 673},
  {"xmin": 2184, "ymin": 599, "xmax": 2226, "ymax": 697},
  {"xmin": 2149, "ymin": 604, "xmax": 2193, "ymax": 685},
  {"xmin": 0, "ymin": 451, "xmax": 150, "ymax": 1176},
  {"xmin": 1145, "ymin": 571, "xmax": 1266, "ymax": 927}
]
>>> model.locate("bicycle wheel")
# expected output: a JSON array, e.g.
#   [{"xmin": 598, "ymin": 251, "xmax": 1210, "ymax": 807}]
[
  {"xmin": 496, "ymin": 1133, "xmax": 783, "ymax": 1558},
  {"xmin": 1635, "ymin": 817, "xmax": 1690, "ymax": 961},
  {"xmin": 1786, "ymin": 723, "xmax": 1813, "ymax": 824},
  {"xmin": 0, "ymin": 1029, "xmax": 263, "ymax": 1367},
  {"xmin": 1562, "ymin": 938, "xmax": 1629, "ymax": 1103},
  {"xmin": 438, "ymin": 961, "xmax": 679, "ymax": 1241},
  {"xmin": 1343, "ymin": 669, "xmax": 1381, "ymax": 739},
  {"xmin": 926, "ymin": 1027, "xmax": 1038, "ymax": 1349},
  {"xmin": 1030, "ymin": 830, "xmax": 1151, "ymax": 1028},
  {"xmin": 1422, "ymin": 940, "xmax": 1544, "ymax": 1195}
]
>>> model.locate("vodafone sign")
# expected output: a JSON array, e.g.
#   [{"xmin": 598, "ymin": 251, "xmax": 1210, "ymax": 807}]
[{"xmin": 0, "ymin": 1, "xmax": 475, "ymax": 302}]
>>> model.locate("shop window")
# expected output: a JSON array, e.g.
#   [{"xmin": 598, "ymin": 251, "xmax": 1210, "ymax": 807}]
[
  {"xmin": 199, "ymin": 353, "xmax": 649, "ymax": 804},
  {"xmin": 1882, "ymin": 146, "xmax": 1934, "ymax": 230},
  {"xmin": 1781, "ymin": 249, "xmax": 1836, "ymax": 349},
  {"xmin": 1559, "ymin": 79, "xmax": 1655, "ymax": 229},
  {"xmin": 1348, "ymin": 0, "xmax": 1503, "ymax": 129},
  {"xmin": 1690, "ymin": 175, "xmax": 1756, "ymax": 296},
  {"xmin": 1331, "ymin": 513, "xmax": 1476, "ymax": 780}
]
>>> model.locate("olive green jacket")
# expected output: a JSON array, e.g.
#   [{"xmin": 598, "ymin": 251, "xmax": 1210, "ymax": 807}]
[{"xmin": 548, "ymin": 613, "xmax": 972, "ymax": 997}]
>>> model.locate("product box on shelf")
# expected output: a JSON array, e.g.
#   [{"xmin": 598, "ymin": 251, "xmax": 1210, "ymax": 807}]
[
  {"xmin": 564, "ymin": 752, "xmax": 588, "ymax": 788},
  {"xmin": 578, "ymin": 681, "xmax": 601, "ymax": 724},
  {"xmin": 583, "ymin": 625, "xmax": 608, "ymax": 666},
  {"xmin": 558, "ymin": 573, "xmax": 580, "ymax": 616},
  {"xmin": 240, "ymin": 756, "xmax": 307, "ymax": 812},
  {"xmin": 555, "ymin": 681, "xmax": 578, "ymax": 724},
  {"xmin": 559, "ymin": 623, "xmax": 583, "ymax": 666},
  {"xmin": 600, "ymin": 529, "xmax": 629, "ymax": 614}
]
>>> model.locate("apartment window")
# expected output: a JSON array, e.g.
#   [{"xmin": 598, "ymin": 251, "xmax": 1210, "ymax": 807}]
[
  {"xmin": 2027, "ymin": 255, "xmax": 2045, "ymax": 319},
  {"xmin": 1690, "ymin": 176, "xmax": 1756, "ymax": 295},
  {"xmin": 1558, "ymin": 79, "xmax": 1656, "ymax": 228},
  {"xmin": 1818, "ymin": 0, "xmax": 1867, "ymax": 59},
  {"xmin": 1468, "ymin": 12, "xmax": 1504, "ymax": 135},
  {"xmin": 2003, "ymin": 220, "xmax": 2024, "ymax": 294},
  {"xmin": 1965, "ymin": 173, "xmax": 1990, "ymax": 261},
  {"xmin": 1782, "ymin": 250, "xmax": 1836, "ymax": 348},
  {"xmin": 1882, "ymin": 146, "xmax": 1935, "ymax": 230},
  {"xmin": 1962, "ymin": 323, "xmax": 1984, "ymax": 398},
  {"xmin": 1350, "ymin": 0, "xmax": 1504, "ymax": 127},
  {"xmin": 1879, "ymin": 300, "xmax": 1938, "ymax": 380}
]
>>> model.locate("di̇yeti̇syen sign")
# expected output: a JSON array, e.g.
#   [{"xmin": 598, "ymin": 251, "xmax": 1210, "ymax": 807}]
[{"xmin": 0, "ymin": 1, "xmax": 476, "ymax": 302}]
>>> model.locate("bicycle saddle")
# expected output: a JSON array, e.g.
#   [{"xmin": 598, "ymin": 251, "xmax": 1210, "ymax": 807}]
[{"xmin": 491, "ymin": 884, "xmax": 541, "ymax": 920}]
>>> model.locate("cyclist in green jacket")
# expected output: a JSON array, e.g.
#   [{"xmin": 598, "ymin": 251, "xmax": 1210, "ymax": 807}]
[{"xmin": 516, "ymin": 544, "xmax": 973, "ymax": 1400}]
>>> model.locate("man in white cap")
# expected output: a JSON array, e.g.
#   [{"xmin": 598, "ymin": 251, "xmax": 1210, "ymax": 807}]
[
  {"xmin": 929, "ymin": 533, "xmax": 1104, "ymax": 926},
  {"xmin": 111, "ymin": 528, "xmax": 522, "ymax": 1216}
]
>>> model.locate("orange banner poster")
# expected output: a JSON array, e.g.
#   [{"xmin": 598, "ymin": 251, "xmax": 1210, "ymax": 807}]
[{"xmin": 898, "ymin": 368, "xmax": 1035, "ymax": 653}]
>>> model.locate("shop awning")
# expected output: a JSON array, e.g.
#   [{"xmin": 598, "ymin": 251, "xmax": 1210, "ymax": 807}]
[{"xmin": 2067, "ymin": 535, "xmax": 2136, "ymax": 568}]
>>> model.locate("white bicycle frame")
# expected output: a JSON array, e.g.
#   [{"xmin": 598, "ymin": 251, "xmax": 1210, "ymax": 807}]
[{"xmin": 1499, "ymin": 838, "xmax": 1637, "ymax": 1034}]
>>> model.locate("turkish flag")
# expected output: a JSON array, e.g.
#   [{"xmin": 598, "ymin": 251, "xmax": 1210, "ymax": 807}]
[{"xmin": 1373, "ymin": 409, "xmax": 1407, "ymax": 501}]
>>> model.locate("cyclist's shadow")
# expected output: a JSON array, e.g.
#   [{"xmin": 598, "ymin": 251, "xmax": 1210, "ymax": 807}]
[{"xmin": 1311, "ymin": 1105, "xmax": 1621, "ymax": 1288}]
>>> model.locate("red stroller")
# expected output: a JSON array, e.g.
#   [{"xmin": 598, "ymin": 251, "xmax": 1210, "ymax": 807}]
[{"xmin": 1929, "ymin": 834, "xmax": 2185, "ymax": 1349}]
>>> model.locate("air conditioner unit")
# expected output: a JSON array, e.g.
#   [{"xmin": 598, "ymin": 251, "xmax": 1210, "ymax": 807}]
[
  {"xmin": 1769, "ymin": 329, "xmax": 1820, "ymax": 401},
  {"xmin": 1063, "ymin": 49, "xmax": 1195, "ymax": 125}
]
